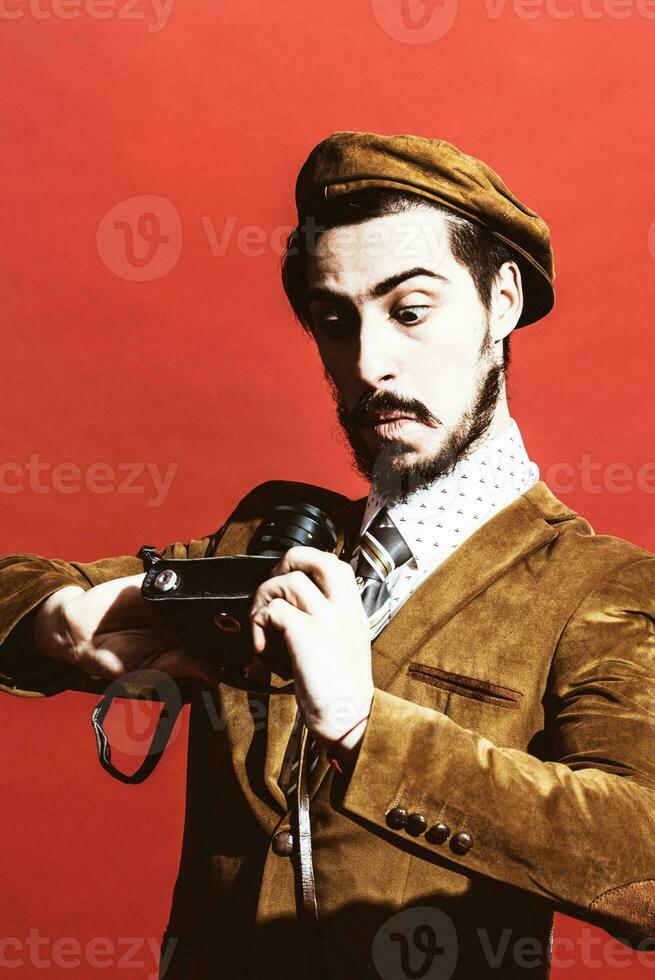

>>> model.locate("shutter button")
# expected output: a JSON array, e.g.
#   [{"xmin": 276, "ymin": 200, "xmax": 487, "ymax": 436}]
[{"xmin": 272, "ymin": 830, "xmax": 294, "ymax": 856}]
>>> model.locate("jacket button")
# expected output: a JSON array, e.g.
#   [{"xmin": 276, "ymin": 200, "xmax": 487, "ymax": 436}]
[
  {"xmin": 450, "ymin": 831, "xmax": 473, "ymax": 854},
  {"xmin": 425, "ymin": 822, "xmax": 450, "ymax": 844},
  {"xmin": 406, "ymin": 813, "xmax": 427, "ymax": 837},
  {"xmin": 385, "ymin": 807, "xmax": 408, "ymax": 830},
  {"xmin": 271, "ymin": 830, "xmax": 294, "ymax": 856}
]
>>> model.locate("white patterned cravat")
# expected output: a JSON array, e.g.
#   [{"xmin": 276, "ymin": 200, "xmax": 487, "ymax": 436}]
[{"xmin": 353, "ymin": 417, "xmax": 540, "ymax": 618}]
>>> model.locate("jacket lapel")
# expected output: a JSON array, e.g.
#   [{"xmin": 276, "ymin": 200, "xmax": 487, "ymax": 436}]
[
  {"xmin": 305, "ymin": 481, "xmax": 564, "ymax": 801},
  {"xmin": 368, "ymin": 484, "xmax": 561, "ymax": 691}
]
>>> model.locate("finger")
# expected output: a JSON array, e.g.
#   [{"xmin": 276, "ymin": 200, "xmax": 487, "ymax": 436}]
[
  {"xmin": 251, "ymin": 615, "xmax": 267, "ymax": 655},
  {"xmin": 251, "ymin": 596, "xmax": 307, "ymax": 655},
  {"xmin": 93, "ymin": 646, "xmax": 223, "ymax": 688},
  {"xmin": 149, "ymin": 651, "xmax": 223, "ymax": 686},
  {"xmin": 96, "ymin": 623, "xmax": 186, "ymax": 653},
  {"xmin": 84, "ymin": 628, "xmax": 188, "ymax": 682},
  {"xmin": 84, "ymin": 643, "xmax": 165, "ymax": 680},
  {"xmin": 271, "ymin": 547, "xmax": 351, "ymax": 601},
  {"xmin": 251, "ymin": 569, "xmax": 327, "ymax": 620},
  {"xmin": 81, "ymin": 647, "xmax": 127, "ymax": 679}
]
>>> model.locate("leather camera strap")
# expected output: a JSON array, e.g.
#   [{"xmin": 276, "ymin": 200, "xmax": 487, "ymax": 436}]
[
  {"xmin": 292, "ymin": 722, "xmax": 326, "ymax": 979},
  {"xmin": 91, "ymin": 686, "xmax": 183, "ymax": 784}
]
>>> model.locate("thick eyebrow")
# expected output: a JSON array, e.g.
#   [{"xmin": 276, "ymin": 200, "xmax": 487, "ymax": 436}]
[{"xmin": 306, "ymin": 266, "xmax": 451, "ymax": 305}]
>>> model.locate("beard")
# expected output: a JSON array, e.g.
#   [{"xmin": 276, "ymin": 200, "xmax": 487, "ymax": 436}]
[{"xmin": 325, "ymin": 341, "xmax": 505, "ymax": 506}]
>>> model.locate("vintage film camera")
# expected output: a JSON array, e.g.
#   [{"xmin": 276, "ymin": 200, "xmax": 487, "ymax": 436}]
[
  {"xmin": 91, "ymin": 500, "xmax": 338, "ymax": 784},
  {"xmin": 139, "ymin": 500, "xmax": 338, "ymax": 680}
]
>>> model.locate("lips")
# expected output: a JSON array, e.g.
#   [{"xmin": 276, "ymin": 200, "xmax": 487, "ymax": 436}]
[
  {"xmin": 366, "ymin": 413, "xmax": 416, "ymax": 425},
  {"xmin": 364, "ymin": 415, "xmax": 419, "ymax": 440}
]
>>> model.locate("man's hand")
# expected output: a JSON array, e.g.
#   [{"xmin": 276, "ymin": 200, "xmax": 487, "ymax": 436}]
[
  {"xmin": 250, "ymin": 547, "xmax": 374, "ymax": 752},
  {"xmin": 32, "ymin": 575, "xmax": 221, "ymax": 686}
]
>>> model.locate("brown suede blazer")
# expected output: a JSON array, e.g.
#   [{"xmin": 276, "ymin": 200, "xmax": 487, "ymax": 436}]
[{"xmin": 1, "ymin": 479, "xmax": 655, "ymax": 980}]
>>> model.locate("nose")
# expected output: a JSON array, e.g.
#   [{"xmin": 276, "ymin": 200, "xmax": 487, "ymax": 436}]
[{"xmin": 353, "ymin": 313, "xmax": 398, "ymax": 390}]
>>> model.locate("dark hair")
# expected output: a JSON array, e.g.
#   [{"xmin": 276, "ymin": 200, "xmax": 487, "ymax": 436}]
[{"xmin": 281, "ymin": 188, "xmax": 517, "ymax": 370}]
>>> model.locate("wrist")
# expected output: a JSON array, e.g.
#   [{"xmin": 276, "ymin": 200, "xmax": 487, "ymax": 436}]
[
  {"xmin": 33, "ymin": 587, "xmax": 85, "ymax": 660},
  {"xmin": 323, "ymin": 696, "xmax": 373, "ymax": 774},
  {"xmin": 336, "ymin": 714, "xmax": 369, "ymax": 752}
]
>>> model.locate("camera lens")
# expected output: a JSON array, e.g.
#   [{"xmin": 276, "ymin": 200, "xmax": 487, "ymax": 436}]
[{"xmin": 248, "ymin": 501, "xmax": 338, "ymax": 558}]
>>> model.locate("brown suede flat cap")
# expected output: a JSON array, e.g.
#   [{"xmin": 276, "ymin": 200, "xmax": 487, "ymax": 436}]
[{"xmin": 295, "ymin": 130, "xmax": 554, "ymax": 328}]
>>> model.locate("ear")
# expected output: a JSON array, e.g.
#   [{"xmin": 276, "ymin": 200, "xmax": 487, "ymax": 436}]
[{"xmin": 488, "ymin": 261, "xmax": 523, "ymax": 345}]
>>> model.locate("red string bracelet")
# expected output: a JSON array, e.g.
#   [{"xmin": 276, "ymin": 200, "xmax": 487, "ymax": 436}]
[{"xmin": 325, "ymin": 713, "xmax": 371, "ymax": 774}]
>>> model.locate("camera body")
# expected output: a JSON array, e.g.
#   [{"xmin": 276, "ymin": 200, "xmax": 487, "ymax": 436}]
[{"xmin": 140, "ymin": 501, "xmax": 338, "ymax": 679}]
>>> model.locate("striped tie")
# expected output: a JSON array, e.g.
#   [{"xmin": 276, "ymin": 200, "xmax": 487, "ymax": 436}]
[
  {"xmin": 278, "ymin": 507, "xmax": 412, "ymax": 800},
  {"xmin": 352, "ymin": 506, "xmax": 413, "ymax": 641}
]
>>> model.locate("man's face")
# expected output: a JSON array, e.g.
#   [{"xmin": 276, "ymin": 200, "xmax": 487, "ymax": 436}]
[{"xmin": 305, "ymin": 205, "xmax": 518, "ymax": 502}]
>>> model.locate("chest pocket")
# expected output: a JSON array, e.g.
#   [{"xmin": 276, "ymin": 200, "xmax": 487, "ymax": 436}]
[{"xmin": 407, "ymin": 662, "xmax": 523, "ymax": 709}]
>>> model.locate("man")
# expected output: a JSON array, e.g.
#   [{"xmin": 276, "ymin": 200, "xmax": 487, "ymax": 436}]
[{"xmin": 1, "ymin": 130, "xmax": 655, "ymax": 980}]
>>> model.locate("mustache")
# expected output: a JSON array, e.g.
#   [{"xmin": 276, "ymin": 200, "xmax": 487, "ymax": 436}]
[{"xmin": 341, "ymin": 389, "xmax": 440, "ymax": 430}]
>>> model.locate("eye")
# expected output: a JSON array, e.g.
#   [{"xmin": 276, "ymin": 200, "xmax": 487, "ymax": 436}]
[
  {"xmin": 313, "ymin": 313, "xmax": 356, "ymax": 335},
  {"xmin": 394, "ymin": 305, "xmax": 431, "ymax": 325}
]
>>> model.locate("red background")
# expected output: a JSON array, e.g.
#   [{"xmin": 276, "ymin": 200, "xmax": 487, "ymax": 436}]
[{"xmin": 2, "ymin": 0, "xmax": 655, "ymax": 976}]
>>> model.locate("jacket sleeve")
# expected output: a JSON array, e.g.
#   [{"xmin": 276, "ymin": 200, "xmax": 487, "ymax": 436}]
[
  {"xmin": 0, "ymin": 528, "xmax": 224, "ymax": 698},
  {"xmin": 340, "ymin": 556, "xmax": 655, "ymax": 946}
]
